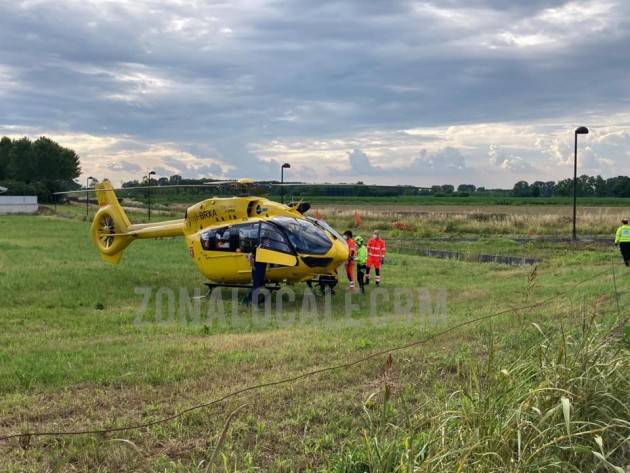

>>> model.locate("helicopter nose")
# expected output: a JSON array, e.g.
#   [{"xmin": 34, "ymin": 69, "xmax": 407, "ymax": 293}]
[{"xmin": 330, "ymin": 238, "xmax": 349, "ymax": 265}]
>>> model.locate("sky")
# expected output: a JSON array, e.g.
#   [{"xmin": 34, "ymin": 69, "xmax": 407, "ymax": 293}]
[{"xmin": 1, "ymin": 0, "xmax": 629, "ymax": 188}]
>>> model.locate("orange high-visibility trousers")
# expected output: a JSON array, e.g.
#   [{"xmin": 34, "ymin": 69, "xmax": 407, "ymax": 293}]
[{"xmin": 367, "ymin": 255, "xmax": 382, "ymax": 269}]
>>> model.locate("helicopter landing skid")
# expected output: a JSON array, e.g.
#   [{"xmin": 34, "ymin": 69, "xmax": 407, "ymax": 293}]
[
  {"xmin": 306, "ymin": 275, "xmax": 338, "ymax": 296},
  {"xmin": 200, "ymin": 282, "xmax": 282, "ymax": 298}
]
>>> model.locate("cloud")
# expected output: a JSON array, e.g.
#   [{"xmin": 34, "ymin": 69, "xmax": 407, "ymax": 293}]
[
  {"xmin": 162, "ymin": 157, "xmax": 223, "ymax": 178},
  {"xmin": 478, "ymin": 0, "xmax": 619, "ymax": 51},
  {"xmin": 106, "ymin": 161, "xmax": 142, "ymax": 173},
  {"xmin": 248, "ymin": 111, "xmax": 630, "ymax": 187},
  {"xmin": 329, "ymin": 146, "xmax": 468, "ymax": 181},
  {"xmin": 488, "ymin": 144, "xmax": 536, "ymax": 173},
  {"xmin": 345, "ymin": 148, "xmax": 381, "ymax": 175},
  {"xmin": 412, "ymin": 147, "xmax": 467, "ymax": 174},
  {"xmin": 0, "ymin": 0, "xmax": 629, "ymax": 186}
]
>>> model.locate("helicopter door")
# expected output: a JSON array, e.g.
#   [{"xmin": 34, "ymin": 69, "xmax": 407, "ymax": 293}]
[{"xmin": 255, "ymin": 222, "xmax": 298, "ymax": 267}]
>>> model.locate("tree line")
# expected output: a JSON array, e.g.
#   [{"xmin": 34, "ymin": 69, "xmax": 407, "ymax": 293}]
[
  {"xmin": 512, "ymin": 176, "xmax": 630, "ymax": 198},
  {"xmin": 0, "ymin": 136, "xmax": 81, "ymax": 201},
  {"xmin": 123, "ymin": 175, "xmax": 630, "ymax": 199}
]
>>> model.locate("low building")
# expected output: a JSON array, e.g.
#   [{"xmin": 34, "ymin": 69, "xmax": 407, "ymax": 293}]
[{"xmin": 0, "ymin": 196, "xmax": 39, "ymax": 214}]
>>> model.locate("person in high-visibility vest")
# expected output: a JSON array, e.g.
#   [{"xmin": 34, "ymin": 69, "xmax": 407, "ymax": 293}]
[
  {"xmin": 343, "ymin": 230, "xmax": 357, "ymax": 290},
  {"xmin": 366, "ymin": 230, "xmax": 386, "ymax": 286},
  {"xmin": 614, "ymin": 219, "xmax": 630, "ymax": 266},
  {"xmin": 355, "ymin": 235, "xmax": 368, "ymax": 294}
]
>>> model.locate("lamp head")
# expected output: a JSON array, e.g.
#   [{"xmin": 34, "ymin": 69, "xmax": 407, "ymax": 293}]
[
  {"xmin": 575, "ymin": 126, "xmax": 589, "ymax": 135},
  {"xmin": 282, "ymin": 163, "xmax": 291, "ymax": 169}
]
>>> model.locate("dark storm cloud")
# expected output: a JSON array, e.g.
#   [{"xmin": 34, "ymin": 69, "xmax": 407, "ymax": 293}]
[{"xmin": 0, "ymin": 0, "xmax": 629, "ymax": 181}]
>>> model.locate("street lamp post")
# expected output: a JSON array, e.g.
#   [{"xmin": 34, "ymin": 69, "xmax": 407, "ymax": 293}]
[
  {"xmin": 147, "ymin": 170, "xmax": 156, "ymax": 221},
  {"xmin": 572, "ymin": 126, "xmax": 589, "ymax": 241},
  {"xmin": 86, "ymin": 176, "xmax": 95, "ymax": 220},
  {"xmin": 280, "ymin": 163, "xmax": 291, "ymax": 204}
]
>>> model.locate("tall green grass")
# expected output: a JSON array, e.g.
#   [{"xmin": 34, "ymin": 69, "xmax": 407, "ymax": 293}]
[{"xmin": 327, "ymin": 316, "xmax": 629, "ymax": 472}]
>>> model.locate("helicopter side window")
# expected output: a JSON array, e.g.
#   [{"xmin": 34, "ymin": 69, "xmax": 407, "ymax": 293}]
[
  {"xmin": 200, "ymin": 229, "xmax": 217, "ymax": 250},
  {"xmin": 216, "ymin": 228, "xmax": 233, "ymax": 250},
  {"xmin": 237, "ymin": 223, "xmax": 259, "ymax": 253},
  {"xmin": 259, "ymin": 222, "xmax": 293, "ymax": 254},
  {"xmin": 200, "ymin": 227, "xmax": 240, "ymax": 252}
]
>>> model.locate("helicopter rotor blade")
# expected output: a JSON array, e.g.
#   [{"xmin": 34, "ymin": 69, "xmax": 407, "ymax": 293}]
[
  {"xmin": 268, "ymin": 183, "xmax": 420, "ymax": 187},
  {"xmin": 52, "ymin": 181, "xmax": 242, "ymax": 195},
  {"xmin": 53, "ymin": 180, "xmax": 426, "ymax": 196}
]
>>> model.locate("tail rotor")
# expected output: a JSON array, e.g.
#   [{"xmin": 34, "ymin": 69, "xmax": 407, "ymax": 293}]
[
  {"xmin": 96, "ymin": 213, "xmax": 116, "ymax": 249},
  {"xmin": 90, "ymin": 180, "xmax": 133, "ymax": 264}
]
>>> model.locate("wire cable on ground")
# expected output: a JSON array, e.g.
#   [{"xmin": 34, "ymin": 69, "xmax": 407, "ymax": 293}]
[{"xmin": 0, "ymin": 265, "xmax": 625, "ymax": 443}]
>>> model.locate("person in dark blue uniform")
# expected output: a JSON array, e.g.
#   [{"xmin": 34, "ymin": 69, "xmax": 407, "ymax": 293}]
[{"xmin": 244, "ymin": 242, "xmax": 268, "ymax": 305}]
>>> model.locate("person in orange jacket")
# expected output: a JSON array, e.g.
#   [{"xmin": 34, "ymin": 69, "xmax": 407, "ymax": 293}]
[
  {"xmin": 343, "ymin": 230, "xmax": 357, "ymax": 290},
  {"xmin": 365, "ymin": 229, "xmax": 386, "ymax": 286}
]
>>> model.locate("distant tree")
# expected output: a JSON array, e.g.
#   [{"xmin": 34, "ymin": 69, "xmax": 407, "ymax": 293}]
[
  {"xmin": 7, "ymin": 137, "xmax": 35, "ymax": 182},
  {"xmin": 512, "ymin": 180, "xmax": 530, "ymax": 197},
  {"xmin": 530, "ymin": 182, "xmax": 542, "ymax": 197},
  {"xmin": 554, "ymin": 175, "xmax": 599, "ymax": 197},
  {"xmin": 607, "ymin": 176, "xmax": 630, "ymax": 197},
  {"xmin": 544, "ymin": 181, "xmax": 555, "ymax": 197},
  {"xmin": 457, "ymin": 184, "xmax": 476, "ymax": 193},
  {"xmin": 554, "ymin": 178, "xmax": 571, "ymax": 196},
  {"xmin": 123, "ymin": 179, "xmax": 140, "ymax": 188},
  {"xmin": 579, "ymin": 175, "xmax": 595, "ymax": 196},
  {"xmin": 0, "ymin": 136, "xmax": 81, "ymax": 200},
  {"xmin": 530, "ymin": 180, "xmax": 555, "ymax": 197},
  {"xmin": 594, "ymin": 175, "xmax": 607, "ymax": 197},
  {"xmin": 0, "ymin": 136, "xmax": 10, "ymax": 180},
  {"xmin": 115, "ymin": 172, "xmax": 630, "ymax": 201},
  {"xmin": 32, "ymin": 137, "xmax": 80, "ymax": 182}
]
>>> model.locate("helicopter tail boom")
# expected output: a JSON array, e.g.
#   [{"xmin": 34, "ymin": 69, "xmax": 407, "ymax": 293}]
[{"xmin": 90, "ymin": 179, "xmax": 184, "ymax": 264}]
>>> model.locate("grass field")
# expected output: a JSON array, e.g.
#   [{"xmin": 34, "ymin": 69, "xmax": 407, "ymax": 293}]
[
  {"xmin": 61, "ymin": 197, "xmax": 630, "ymax": 238},
  {"xmin": 0, "ymin": 209, "xmax": 628, "ymax": 472},
  {"xmin": 313, "ymin": 204, "xmax": 629, "ymax": 239},
  {"xmin": 134, "ymin": 191, "xmax": 630, "ymax": 208}
]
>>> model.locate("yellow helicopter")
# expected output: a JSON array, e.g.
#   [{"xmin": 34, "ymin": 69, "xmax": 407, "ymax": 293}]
[{"xmin": 86, "ymin": 179, "xmax": 349, "ymax": 293}]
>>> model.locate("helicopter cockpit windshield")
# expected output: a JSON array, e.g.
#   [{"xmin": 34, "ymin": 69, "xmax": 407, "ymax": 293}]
[
  {"xmin": 272, "ymin": 217, "xmax": 332, "ymax": 255},
  {"xmin": 307, "ymin": 217, "xmax": 345, "ymax": 242}
]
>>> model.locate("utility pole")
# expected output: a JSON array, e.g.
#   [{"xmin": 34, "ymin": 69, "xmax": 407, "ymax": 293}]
[
  {"xmin": 281, "ymin": 163, "xmax": 291, "ymax": 203},
  {"xmin": 147, "ymin": 170, "xmax": 156, "ymax": 221},
  {"xmin": 572, "ymin": 127, "xmax": 589, "ymax": 241},
  {"xmin": 86, "ymin": 176, "xmax": 95, "ymax": 220}
]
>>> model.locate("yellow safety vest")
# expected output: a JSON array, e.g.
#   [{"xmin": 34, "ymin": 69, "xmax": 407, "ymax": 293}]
[{"xmin": 615, "ymin": 225, "xmax": 630, "ymax": 243}]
